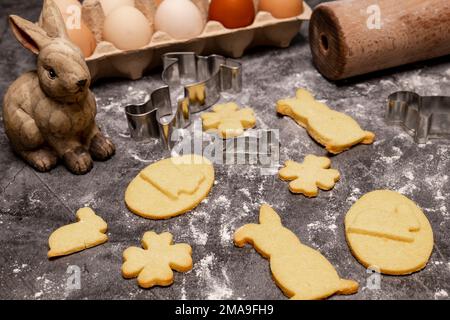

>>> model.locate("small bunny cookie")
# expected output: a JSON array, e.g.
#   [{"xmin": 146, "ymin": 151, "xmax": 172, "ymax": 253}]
[
  {"xmin": 234, "ymin": 204, "xmax": 358, "ymax": 300},
  {"xmin": 48, "ymin": 207, "xmax": 108, "ymax": 258},
  {"xmin": 279, "ymin": 155, "xmax": 340, "ymax": 197},
  {"xmin": 276, "ymin": 89, "xmax": 375, "ymax": 154},
  {"xmin": 122, "ymin": 232, "xmax": 193, "ymax": 288},
  {"xmin": 201, "ymin": 103, "xmax": 256, "ymax": 139}
]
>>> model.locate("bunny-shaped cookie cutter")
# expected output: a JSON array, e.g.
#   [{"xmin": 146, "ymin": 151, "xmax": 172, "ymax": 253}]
[
  {"xmin": 387, "ymin": 91, "xmax": 450, "ymax": 144},
  {"xmin": 124, "ymin": 52, "xmax": 242, "ymax": 149}
]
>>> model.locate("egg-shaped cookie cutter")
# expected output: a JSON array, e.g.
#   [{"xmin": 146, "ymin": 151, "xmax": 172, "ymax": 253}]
[
  {"xmin": 386, "ymin": 91, "xmax": 450, "ymax": 144},
  {"xmin": 124, "ymin": 52, "xmax": 242, "ymax": 150}
]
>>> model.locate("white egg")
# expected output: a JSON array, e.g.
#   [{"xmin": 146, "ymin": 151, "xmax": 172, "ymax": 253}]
[
  {"xmin": 155, "ymin": 0, "xmax": 204, "ymax": 40},
  {"xmin": 103, "ymin": 6, "xmax": 152, "ymax": 50},
  {"xmin": 100, "ymin": 0, "xmax": 135, "ymax": 16}
]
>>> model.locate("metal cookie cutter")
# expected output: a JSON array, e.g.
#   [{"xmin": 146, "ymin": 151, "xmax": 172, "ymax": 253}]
[
  {"xmin": 387, "ymin": 91, "xmax": 450, "ymax": 144},
  {"xmin": 125, "ymin": 87, "xmax": 190, "ymax": 150},
  {"xmin": 124, "ymin": 52, "xmax": 242, "ymax": 149},
  {"xmin": 162, "ymin": 52, "xmax": 242, "ymax": 113}
]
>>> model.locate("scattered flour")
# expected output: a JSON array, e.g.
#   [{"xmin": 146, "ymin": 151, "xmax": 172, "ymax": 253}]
[
  {"xmin": 404, "ymin": 170, "xmax": 414, "ymax": 181},
  {"xmin": 12, "ymin": 264, "xmax": 28, "ymax": 274},
  {"xmin": 395, "ymin": 183, "xmax": 418, "ymax": 196},
  {"xmin": 434, "ymin": 289, "xmax": 448, "ymax": 300},
  {"xmin": 307, "ymin": 221, "xmax": 337, "ymax": 232},
  {"xmin": 128, "ymin": 149, "xmax": 154, "ymax": 163},
  {"xmin": 99, "ymin": 101, "xmax": 121, "ymax": 112},
  {"xmin": 380, "ymin": 146, "xmax": 403, "ymax": 164},
  {"xmin": 346, "ymin": 187, "xmax": 362, "ymax": 204},
  {"xmin": 215, "ymin": 195, "xmax": 231, "ymax": 208},
  {"xmin": 239, "ymin": 188, "xmax": 251, "ymax": 198},
  {"xmin": 189, "ymin": 211, "xmax": 209, "ymax": 246},
  {"xmin": 180, "ymin": 278, "xmax": 187, "ymax": 300},
  {"xmin": 195, "ymin": 253, "xmax": 233, "ymax": 300}
]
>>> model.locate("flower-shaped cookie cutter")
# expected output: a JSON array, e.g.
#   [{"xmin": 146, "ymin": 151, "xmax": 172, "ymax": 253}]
[
  {"xmin": 386, "ymin": 91, "xmax": 450, "ymax": 144},
  {"xmin": 124, "ymin": 52, "xmax": 242, "ymax": 150}
]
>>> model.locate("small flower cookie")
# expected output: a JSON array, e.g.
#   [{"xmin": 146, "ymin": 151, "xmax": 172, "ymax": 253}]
[
  {"xmin": 234, "ymin": 204, "xmax": 359, "ymax": 300},
  {"xmin": 276, "ymin": 88, "xmax": 375, "ymax": 154},
  {"xmin": 122, "ymin": 231, "xmax": 193, "ymax": 288},
  {"xmin": 48, "ymin": 207, "xmax": 108, "ymax": 258},
  {"xmin": 279, "ymin": 155, "xmax": 340, "ymax": 197},
  {"xmin": 201, "ymin": 102, "xmax": 256, "ymax": 139}
]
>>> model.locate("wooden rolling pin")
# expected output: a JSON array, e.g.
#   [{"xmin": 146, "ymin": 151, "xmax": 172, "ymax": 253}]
[{"xmin": 309, "ymin": 0, "xmax": 450, "ymax": 80}]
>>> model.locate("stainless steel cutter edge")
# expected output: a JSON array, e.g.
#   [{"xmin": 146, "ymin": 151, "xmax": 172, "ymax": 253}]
[
  {"xmin": 386, "ymin": 91, "xmax": 450, "ymax": 144},
  {"xmin": 124, "ymin": 52, "xmax": 243, "ymax": 149}
]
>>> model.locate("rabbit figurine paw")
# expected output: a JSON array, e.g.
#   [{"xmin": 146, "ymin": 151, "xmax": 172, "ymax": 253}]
[{"xmin": 2, "ymin": 0, "xmax": 115, "ymax": 175}]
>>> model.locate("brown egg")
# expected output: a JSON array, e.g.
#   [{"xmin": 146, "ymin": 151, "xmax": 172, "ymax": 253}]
[
  {"xmin": 66, "ymin": 21, "xmax": 97, "ymax": 57},
  {"xmin": 259, "ymin": 0, "xmax": 303, "ymax": 19},
  {"xmin": 209, "ymin": 0, "xmax": 255, "ymax": 29}
]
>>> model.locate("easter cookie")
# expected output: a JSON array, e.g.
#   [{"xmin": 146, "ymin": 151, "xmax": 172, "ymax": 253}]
[
  {"xmin": 201, "ymin": 103, "xmax": 256, "ymax": 139},
  {"xmin": 345, "ymin": 190, "xmax": 434, "ymax": 275},
  {"xmin": 234, "ymin": 204, "xmax": 359, "ymax": 300},
  {"xmin": 122, "ymin": 231, "xmax": 193, "ymax": 288},
  {"xmin": 276, "ymin": 88, "xmax": 375, "ymax": 154},
  {"xmin": 279, "ymin": 155, "xmax": 340, "ymax": 197},
  {"xmin": 48, "ymin": 207, "xmax": 108, "ymax": 258},
  {"xmin": 125, "ymin": 154, "xmax": 214, "ymax": 219}
]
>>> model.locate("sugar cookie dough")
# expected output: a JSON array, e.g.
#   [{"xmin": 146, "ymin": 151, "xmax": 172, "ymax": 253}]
[
  {"xmin": 234, "ymin": 204, "xmax": 359, "ymax": 300},
  {"xmin": 279, "ymin": 155, "xmax": 340, "ymax": 197},
  {"xmin": 48, "ymin": 207, "xmax": 108, "ymax": 258},
  {"xmin": 276, "ymin": 88, "xmax": 375, "ymax": 154},
  {"xmin": 122, "ymin": 232, "xmax": 192, "ymax": 288},
  {"xmin": 125, "ymin": 154, "xmax": 214, "ymax": 219},
  {"xmin": 345, "ymin": 190, "xmax": 434, "ymax": 275},
  {"xmin": 201, "ymin": 103, "xmax": 256, "ymax": 139}
]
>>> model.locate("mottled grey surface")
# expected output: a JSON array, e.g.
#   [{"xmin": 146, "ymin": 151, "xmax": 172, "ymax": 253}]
[{"xmin": 1, "ymin": 0, "xmax": 449, "ymax": 300}]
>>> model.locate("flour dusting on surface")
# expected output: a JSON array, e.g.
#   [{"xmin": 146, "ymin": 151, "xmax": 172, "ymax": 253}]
[
  {"xmin": 189, "ymin": 210, "xmax": 210, "ymax": 246},
  {"xmin": 346, "ymin": 187, "xmax": 362, "ymax": 204},
  {"xmin": 435, "ymin": 289, "xmax": 448, "ymax": 300},
  {"xmin": 195, "ymin": 253, "xmax": 234, "ymax": 300}
]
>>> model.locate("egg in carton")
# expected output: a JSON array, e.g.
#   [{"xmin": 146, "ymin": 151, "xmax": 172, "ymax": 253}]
[{"xmin": 78, "ymin": 0, "xmax": 311, "ymax": 81}]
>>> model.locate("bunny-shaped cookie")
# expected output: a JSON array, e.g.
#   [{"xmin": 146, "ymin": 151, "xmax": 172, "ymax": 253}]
[
  {"xmin": 234, "ymin": 204, "xmax": 359, "ymax": 300},
  {"xmin": 2, "ymin": 0, "xmax": 115, "ymax": 175},
  {"xmin": 48, "ymin": 207, "xmax": 108, "ymax": 258}
]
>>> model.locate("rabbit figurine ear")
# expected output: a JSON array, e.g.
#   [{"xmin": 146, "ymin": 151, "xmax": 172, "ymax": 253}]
[
  {"xmin": 9, "ymin": 15, "xmax": 51, "ymax": 54},
  {"xmin": 38, "ymin": 0, "xmax": 69, "ymax": 40},
  {"xmin": 259, "ymin": 204, "xmax": 282, "ymax": 226}
]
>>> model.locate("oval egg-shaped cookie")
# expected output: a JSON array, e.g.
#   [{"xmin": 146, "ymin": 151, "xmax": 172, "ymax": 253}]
[
  {"xmin": 125, "ymin": 154, "xmax": 214, "ymax": 219},
  {"xmin": 345, "ymin": 190, "xmax": 433, "ymax": 275}
]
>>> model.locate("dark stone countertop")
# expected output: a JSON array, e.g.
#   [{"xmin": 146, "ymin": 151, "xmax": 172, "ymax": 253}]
[{"xmin": 0, "ymin": 0, "xmax": 449, "ymax": 300}]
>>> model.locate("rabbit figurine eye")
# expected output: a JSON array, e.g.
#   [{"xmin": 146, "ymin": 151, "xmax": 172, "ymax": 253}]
[{"xmin": 47, "ymin": 68, "xmax": 57, "ymax": 80}]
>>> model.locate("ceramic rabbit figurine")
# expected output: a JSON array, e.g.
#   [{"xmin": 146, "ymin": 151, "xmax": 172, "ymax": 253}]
[
  {"xmin": 2, "ymin": 0, "xmax": 115, "ymax": 175},
  {"xmin": 234, "ymin": 204, "xmax": 359, "ymax": 300}
]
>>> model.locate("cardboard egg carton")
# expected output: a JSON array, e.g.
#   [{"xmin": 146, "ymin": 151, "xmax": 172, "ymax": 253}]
[{"xmin": 81, "ymin": 0, "xmax": 312, "ymax": 81}]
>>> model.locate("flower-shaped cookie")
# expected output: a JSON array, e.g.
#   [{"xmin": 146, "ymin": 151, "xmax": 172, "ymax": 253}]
[
  {"xmin": 201, "ymin": 103, "xmax": 256, "ymax": 139},
  {"xmin": 279, "ymin": 155, "xmax": 340, "ymax": 197},
  {"xmin": 122, "ymin": 232, "xmax": 192, "ymax": 288}
]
